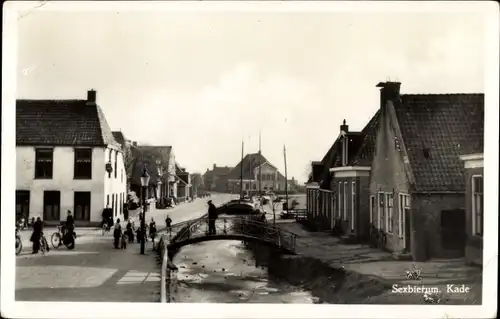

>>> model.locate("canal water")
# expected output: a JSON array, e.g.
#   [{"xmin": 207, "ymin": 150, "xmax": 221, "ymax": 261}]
[{"xmin": 173, "ymin": 240, "xmax": 316, "ymax": 303}]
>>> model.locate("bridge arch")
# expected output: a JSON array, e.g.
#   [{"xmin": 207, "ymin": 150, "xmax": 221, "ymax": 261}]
[{"xmin": 166, "ymin": 234, "xmax": 295, "ymax": 260}]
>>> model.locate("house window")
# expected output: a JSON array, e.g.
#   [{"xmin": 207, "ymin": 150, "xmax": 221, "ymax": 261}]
[
  {"xmin": 343, "ymin": 181, "xmax": 348, "ymax": 220},
  {"xmin": 387, "ymin": 193, "xmax": 394, "ymax": 233},
  {"xmin": 114, "ymin": 151, "xmax": 118, "ymax": 178},
  {"xmin": 121, "ymin": 169, "xmax": 124, "ymax": 183},
  {"xmin": 108, "ymin": 150, "xmax": 113, "ymax": 178},
  {"xmin": 120, "ymin": 193, "xmax": 123, "ymax": 215},
  {"xmin": 472, "ymin": 175, "xmax": 483, "ymax": 236},
  {"xmin": 351, "ymin": 182, "xmax": 356, "ymax": 231},
  {"xmin": 106, "ymin": 194, "xmax": 110, "ymax": 208},
  {"xmin": 35, "ymin": 148, "xmax": 53, "ymax": 179},
  {"xmin": 74, "ymin": 191, "xmax": 91, "ymax": 221},
  {"xmin": 369, "ymin": 195, "xmax": 376, "ymax": 224},
  {"xmin": 398, "ymin": 194, "xmax": 410, "ymax": 238},
  {"xmin": 338, "ymin": 182, "xmax": 342, "ymax": 218},
  {"xmin": 253, "ymin": 183, "xmax": 257, "ymax": 190},
  {"xmin": 74, "ymin": 148, "xmax": 92, "ymax": 179},
  {"xmin": 378, "ymin": 192, "xmax": 384, "ymax": 229},
  {"xmin": 16, "ymin": 190, "xmax": 30, "ymax": 219}
]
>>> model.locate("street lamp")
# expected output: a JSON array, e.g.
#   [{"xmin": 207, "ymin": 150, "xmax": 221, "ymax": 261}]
[{"xmin": 140, "ymin": 168, "xmax": 150, "ymax": 255}]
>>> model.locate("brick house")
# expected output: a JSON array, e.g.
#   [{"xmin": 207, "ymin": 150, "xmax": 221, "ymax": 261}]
[
  {"xmin": 459, "ymin": 153, "xmax": 484, "ymax": 266},
  {"xmin": 370, "ymin": 82, "xmax": 484, "ymax": 261},
  {"xmin": 305, "ymin": 112, "xmax": 380, "ymax": 240},
  {"xmin": 203, "ymin": 164, "xmax": 233, "ymax": 192},
  {"xmin": 16, "ymin": 90, "xmax": 127, "ymax": 226}
]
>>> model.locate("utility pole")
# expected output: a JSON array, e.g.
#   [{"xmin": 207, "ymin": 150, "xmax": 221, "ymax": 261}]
[
  {"xmin": 258, "ymin": 131, "xmax": 262, "ymax": 196},
  {"xmin": 284, "ymin": 144, "xmax": 289, "ymax": 211},
  {"xmin": 240, "ymin": 140, "xmax": 244, "ymax": 199}
]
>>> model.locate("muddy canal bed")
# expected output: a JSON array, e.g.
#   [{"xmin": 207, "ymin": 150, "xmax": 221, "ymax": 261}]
[{"xmin": 173, "ymin": 240, "xmax": 316, "ymax": 303}]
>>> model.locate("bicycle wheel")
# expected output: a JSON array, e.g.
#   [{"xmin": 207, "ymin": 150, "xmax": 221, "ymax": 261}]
[
  {"xmin": 51, "ymin": 232, "xmax": 62, "ymax": 249},
  {"xmin": 16, "ymin": 235, "xmax": 22, "ymax": 255},
  {"xmin": 40, "ymin": 238, "xmax": 46, "ymax": 255}
]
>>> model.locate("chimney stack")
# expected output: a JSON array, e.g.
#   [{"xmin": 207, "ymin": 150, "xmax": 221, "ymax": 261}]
[
  {"xmin": 340, "ymin": 119, "xmax": 349, "ymax": 135},
  {"xmin": 376, "ymin": 81, "xmax": 401, "ymax": 107},
  {"xmin": 86, "ymin": 89, "xmax": 97, "ymax": 105}
]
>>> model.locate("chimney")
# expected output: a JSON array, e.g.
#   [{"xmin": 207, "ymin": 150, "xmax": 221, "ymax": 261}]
[
  {"xmin": 86, "ymin": 89, "xmax": 97, "ymax": 105},
  {"xmin": 341, "ymin": 119, "xmax": 349, "ymax": 166},
  {"xmin": 376, "ymin": 81, "xmax": 401, "ymax": 107}
]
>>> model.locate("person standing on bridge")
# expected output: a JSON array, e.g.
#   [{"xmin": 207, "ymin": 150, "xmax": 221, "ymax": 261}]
[{"xmin": 207, "ymin": 200, "xmax": 218, "ymax": 235}]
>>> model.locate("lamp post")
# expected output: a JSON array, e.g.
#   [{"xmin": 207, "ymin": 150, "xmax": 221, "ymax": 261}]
[{"xmin": 140, "ymin": 168, "xmax": 150, "ymax": 255}]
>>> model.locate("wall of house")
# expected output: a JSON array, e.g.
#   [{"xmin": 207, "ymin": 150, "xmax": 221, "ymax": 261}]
[
  {"xmin": 16, "ymin": 146, "xmax": 106, "ymax": 224},
  {"xmin": 369, "ymin": 104, "xmax": 412, "ymax": 252},
  {"xmin": 412, "ymin": 193, "xmax": 465, "ymax": 259},
  {"xmin": 253, "ymin": 162, "xmax": 282, "ymax": 190},
  {"xmin": 464, "ymin": 167, "xmax": 483, "ymax": 266}
]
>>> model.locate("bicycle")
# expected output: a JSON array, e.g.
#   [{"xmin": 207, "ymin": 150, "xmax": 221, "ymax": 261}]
[
  {"xmin": 15, "ymin": 226, "xmax": 22, "ymax": 256},
  {"xmin": 51, "ymin": 225, "xmax": 75, "ymax": 250},
  {"xmin": 39, "ymin": 233, "xmax": 49, "ymax": 255}
]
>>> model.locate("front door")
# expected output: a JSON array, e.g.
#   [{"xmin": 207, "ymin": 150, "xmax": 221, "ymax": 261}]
[
  {"xmin": 43, "ymin": 191, "xmax": 60, "ymax": 222},
  {"xmin": 441, "ymin": 209, "xmax": 466, "ymax": 257},
  {"xmin": 404, "ymin": 208, "xmax": 411, "ymax": 252},
  {"xmin": 74, "ymin": 191, "xmax": 91, "ymax": 222},
  {"xmin": 16, "ymin": 190, "xmax": 30, "ymax": 220}
]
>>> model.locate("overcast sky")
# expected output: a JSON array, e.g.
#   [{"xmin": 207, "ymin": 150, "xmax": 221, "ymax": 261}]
[{"xmin": 16, "ymin": 3, "xmax": 486, "ymax": 182}]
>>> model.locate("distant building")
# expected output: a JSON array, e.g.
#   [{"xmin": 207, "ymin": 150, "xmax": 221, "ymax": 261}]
[
  {"xmin": 175, "ymin": 163, "xmax": 191, "ymax": 202},
  {"xmin": 225, "ymin": 153, "xmax": 288, "ymax": 195},
  {"xmin": 202, "ymin": 164, "xmax": 233, "ymax": 193},
  {"xmin": 16, "ymin": 90, "xmax": 127, "ymax": 226},
  {"xmin": 190, "ymin": 173, "xmax": 203, "ymax": 197}
]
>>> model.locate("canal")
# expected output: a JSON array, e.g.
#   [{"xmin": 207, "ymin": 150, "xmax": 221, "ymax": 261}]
[{"xmin": 173, "ymin": 240, "xmax": 317, "ymax": 303}]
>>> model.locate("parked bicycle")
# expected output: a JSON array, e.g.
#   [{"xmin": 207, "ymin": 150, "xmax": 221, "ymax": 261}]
[
  {"xmin": 51, "ymin": 225, "xmax": 75, "ymax": 250},
  {"xmin": 15, "ymin": 226, "xmax": 22, "ymax": 256},
  {"xmin": 39, "ymin": 233, "xmax": 50, "ymax": 255}
]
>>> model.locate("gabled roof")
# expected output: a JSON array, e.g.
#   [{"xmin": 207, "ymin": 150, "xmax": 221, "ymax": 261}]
[
  {"xmin": 16, "ymin": 99, "xmax": 120, "ymax": 148},
  {"xmin": 226, "ymin": 153, "xmax": 269, "ymax": 180},
  {"xmin": 112, "ymin": 131, "xmax": 126, "ymax": 146},
  {"xmin": 393, "ymin": 93, "xmax": 484, "ymax": 192},
  {"xmin": 213, "ymin": 166, "xmax": 233, "ymax": 176},
  {"xmin": 130, "ymin": 145, "xmax": 172, "ymax": 186},
  {"xmin": 314, "ymin": 111, "xmax": 381, "ymax": 189}
]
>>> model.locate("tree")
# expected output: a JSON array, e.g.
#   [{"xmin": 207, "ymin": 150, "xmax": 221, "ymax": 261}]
[{"xmin": 123, "ymin": 143, "xmax": 136, "ymax": 192}]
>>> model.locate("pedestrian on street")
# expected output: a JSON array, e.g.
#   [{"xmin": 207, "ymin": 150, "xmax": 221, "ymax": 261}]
[
  {"xmin": 113, "ymin": 219, "xmax": 122, "ymax": 249},
  {"xmin": 207, "ymin": 200, "xmax": 218, "ymax": 235},
  {"xmin": 136, "ymin": 224, "xmax": 143, "ymax": 245},
  {"xmin": 65, "ymin": 210, "xmax": 75, "ymax": 247},
  {"xmin": 30, "ymin": 216, "xmax": 43, "ymax": 254},
  {"xmin": 149, "ymin": 218, "xmax": 157, "ymax": 249},
  {"xmin": 165, "ymin": 215, "xmax": 172, "ymax": 232},
  {"xmin": 126, "ymin": 219, "xmax": 134, "ymax": 243}
]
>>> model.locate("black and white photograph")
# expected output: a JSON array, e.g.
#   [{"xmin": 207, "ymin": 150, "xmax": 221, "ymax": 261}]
[{"xmin": 1, "ymin": 1, "xmax": 498, "ymax": 318}]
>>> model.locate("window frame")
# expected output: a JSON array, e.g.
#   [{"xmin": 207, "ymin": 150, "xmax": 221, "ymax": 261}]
[
  {"xmin": 343, "ymin": 181, "xmax": 348, "ymax": 220},
  {"xmin": 338, "ymin": 182, "xmax": 342, "ymax": 219},
  {"xmin": 114, "ymin": 151, "xmax": 118, "ymax": 178},
  {"xmin": 351, "ymin": 181, "xmax": 356, "ymax": 231},
  {"xmin": 471, "ymin": 175, "xmax": 483, "ymax": 236},
  {"xmin": 74, "ymin": 148, "xmax": 93, "ymax": 180},
  {"xmin": 369, "ymin": 195, "xmax": 376, "ymax": 224},
  {"xmin": 387, "ymin": 193, "xmax": 393, "ymax": 233},
  {"xmin": 377, "ymin": 192, "xmax": 384, "ymax": 229},
  {"xmin": 35, "ymin": 148, "xmax": 54, "ymax": 179}
]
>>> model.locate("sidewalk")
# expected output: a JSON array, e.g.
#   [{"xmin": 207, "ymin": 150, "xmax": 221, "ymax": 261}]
[
  {"xmin": 276, "ymin": 221, "xmax": 483, "ymax": 304},
  {"xmin": 16, "ymin": 228, "xmax": 161, "ymax": 302}
]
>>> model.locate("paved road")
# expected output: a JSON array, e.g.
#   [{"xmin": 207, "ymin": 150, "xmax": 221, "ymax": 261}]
[{"xmin": 15, "ymin": 193, "xmax": 233, "ymax": 302}]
